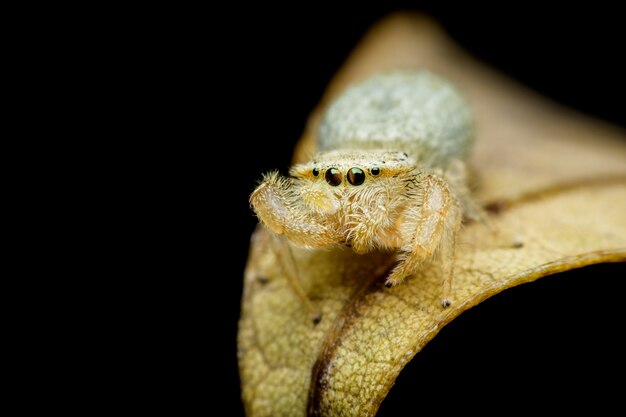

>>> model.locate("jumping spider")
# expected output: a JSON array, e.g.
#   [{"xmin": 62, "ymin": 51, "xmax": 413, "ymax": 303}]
[{"xmin": 250, "ymin": 70, "xmax": 481, "ymax": 322}]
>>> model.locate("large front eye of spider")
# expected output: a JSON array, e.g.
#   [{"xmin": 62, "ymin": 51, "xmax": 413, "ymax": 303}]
[
  {"xmin": 325, "ymin": 168, "xmax": 342, "ymax": 186},
  {"xmin": 347, "ymin": 167, "xmax": 365, "ymax": 185}
]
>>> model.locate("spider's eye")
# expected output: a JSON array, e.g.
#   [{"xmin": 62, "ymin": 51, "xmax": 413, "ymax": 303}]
[
  {"xmin": 325, "ymin": 168, "xmax": 342, "ymax": 186},
  {"xmin": 371, "ymin": 167, "xmax": 380, "ymax": 176},
  {"xmin": 347, "ymin": 167, "xmax": 365, "ymax": 186},
  {"xmin": 312, "ymin": 167, "xmax": 319, "ymax": 176}
]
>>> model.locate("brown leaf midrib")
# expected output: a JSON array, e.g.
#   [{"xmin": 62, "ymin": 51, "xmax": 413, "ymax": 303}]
[{"xmin": 307, "ymin": 260, "xmax": 397, "ymax": 417}]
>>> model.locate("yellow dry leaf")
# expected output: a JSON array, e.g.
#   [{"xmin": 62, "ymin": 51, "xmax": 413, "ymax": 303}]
[{"xmin": 238, "ymin": 13, "xmax": 626, "ymax": 417}]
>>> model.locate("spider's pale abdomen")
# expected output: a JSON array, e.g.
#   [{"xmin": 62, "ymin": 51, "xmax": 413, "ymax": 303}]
[{"xmin": 318, "ymin": 70, "xmax": 473, "ymax": 168}]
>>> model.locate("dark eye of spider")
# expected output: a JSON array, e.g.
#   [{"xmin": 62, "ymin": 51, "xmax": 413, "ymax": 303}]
[
  {"xmin": 312, "ymin": 167, "xmax": 319, "ymax": 176},
  {"xmin": 347, "ymin": 167, "xmax": 365, "ymax": 185},
  {"xmin": 371, "ymin": 167, "xmax": 380, "ymax": 176},
  {"xmin": 325, "ymin": 168, "xmax": 342, "ymax": 186}
]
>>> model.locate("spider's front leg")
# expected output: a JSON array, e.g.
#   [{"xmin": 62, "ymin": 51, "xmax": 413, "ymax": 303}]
[
  {"xmin": 249, "ymin": 171, "xmax": 341, "ymax": 248},
  {"xmin": 250, "ymin": 171, "xmax": 341, "ymax": 324},
  {"xmin": 384, "ymin": 173, "xmax": 462, "ymax": 308}
]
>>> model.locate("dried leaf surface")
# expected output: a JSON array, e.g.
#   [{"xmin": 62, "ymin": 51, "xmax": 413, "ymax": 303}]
[{"xmin": 238, "ymin": 13, "xmax": 626, "ymax": 417}]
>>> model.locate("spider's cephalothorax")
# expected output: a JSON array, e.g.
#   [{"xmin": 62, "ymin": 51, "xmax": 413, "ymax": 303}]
[{"xmin": 250, "ymin": 70, "xmax": 478, "ymax": 315}]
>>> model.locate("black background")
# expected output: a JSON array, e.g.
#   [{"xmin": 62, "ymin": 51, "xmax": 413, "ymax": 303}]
[{"xmin": 172, "ymin": 3, "xmax": 626, "ymax": 416}]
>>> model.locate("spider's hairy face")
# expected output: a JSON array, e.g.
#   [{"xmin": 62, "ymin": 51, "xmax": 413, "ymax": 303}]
[{"xmin": 288, "ymin": 150, "xmax": 417, "ymax": 215}]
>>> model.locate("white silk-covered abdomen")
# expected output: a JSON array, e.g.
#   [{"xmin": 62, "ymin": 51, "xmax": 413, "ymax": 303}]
[{"xmin": 318, "ymin": 70, "xmax": 473, "ymax": 168}]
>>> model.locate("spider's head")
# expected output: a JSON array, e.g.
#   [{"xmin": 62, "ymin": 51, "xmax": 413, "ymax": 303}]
[{"xmin": 289, "ymin": 150, "xmax": 415, "ymax": 214}]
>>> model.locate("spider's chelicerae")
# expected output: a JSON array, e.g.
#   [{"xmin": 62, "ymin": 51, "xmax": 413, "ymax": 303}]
[{"xmin": 250, "ymin": 70, "xmax": 482, "ymax": 322}]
